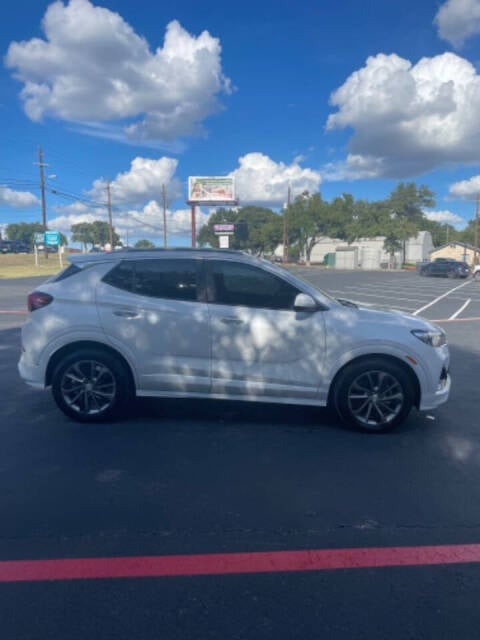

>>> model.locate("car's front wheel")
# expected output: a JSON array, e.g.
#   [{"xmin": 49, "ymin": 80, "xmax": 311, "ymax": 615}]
[
  {"xmin": 333, "ymin": 358, "xmax": 415, "ymax": 432},
  {"xmin": 51, "ymin": 348, "xmax": 134, "ymax": 422}
]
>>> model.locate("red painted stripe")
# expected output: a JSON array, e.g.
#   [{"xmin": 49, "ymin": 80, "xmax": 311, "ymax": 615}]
[
  {"xmin": 1, "ymin": 544, "xmax": 480, "ymax": 583},
  {"xmin": 0, "ymin": 309, "xmax": 27, "ymax": 315}
]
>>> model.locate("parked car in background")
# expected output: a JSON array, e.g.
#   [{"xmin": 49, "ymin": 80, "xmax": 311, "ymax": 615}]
[
  {"xmin": 419, "ymin": 260, "xmax": 470, "ymax": 278},
  {"xmin": 35, "ymin": 244, "xmax": 58, "ymax": 254},
  {"xmin": 19, "ymin": 249, "xmax": 450, "ymax": 433},
  {"xmin": 0, "ymin": 240, "xmax": 31, "ymax": 254}
]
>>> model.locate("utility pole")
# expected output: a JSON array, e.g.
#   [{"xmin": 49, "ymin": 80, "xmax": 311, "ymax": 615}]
[
  {"xmin": 162, "ymin": 183, "xmax": 167, "ymax": 249},
  {"xmin": 36, "ymin": 146, "xmax": 48, "ymax": 259},
  {"xmin": 474, "ymin": 193, "xmax": 480, "ymax": 267},
  {"xmin": 283, "ymin": 183, "xmax": 291, "ymax": 263},
  {"xmin": 191, "ymin": 204, "xmax": 196, "ymax": 248},
  {"xmin": 106, "ymin": 179, "xmax": 113, "ymax": 248}
]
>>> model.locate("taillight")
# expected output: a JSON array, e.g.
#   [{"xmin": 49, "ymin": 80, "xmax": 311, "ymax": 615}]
[{"xmin": 28, "ymin": 291, "xmax": 53, "ymax": 312}]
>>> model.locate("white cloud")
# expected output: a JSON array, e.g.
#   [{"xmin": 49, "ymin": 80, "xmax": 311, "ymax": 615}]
[
  {"xmin": 325, "ymin": 52, "xmax": 480, "ymax": 178},
  {"xmin": 424, "ymin": 209, "xmax": 464, "ymax": 226},
  {"xmin": 0, "ymin": 185, "xmax": 39, "ymax": 208},
  {"xmin": 449, "ymin": 175, "xmax": 480, "ymax": 198},
  {"xmin": 89, "ymin": 156, "xmax": 181, "ymax": 206},
  {"xmin": 229, "ymin": 153, "xmax": 321, "ymax": 206},
  {"xmin": 48, "ymin": 201, "xmax": 209, "ymax": 241},
  {"xmin": 435, "ymin": 0, "xmax": 480, "ymax": 48},
  {"xmin": 5, "ymin": 0, "xmax": 231, "ymax": 142}
]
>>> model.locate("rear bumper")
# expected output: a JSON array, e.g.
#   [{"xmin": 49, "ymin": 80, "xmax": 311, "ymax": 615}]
[{"xmin": 18, "ymin": 353, "xmax": 45, "ymax": 390}]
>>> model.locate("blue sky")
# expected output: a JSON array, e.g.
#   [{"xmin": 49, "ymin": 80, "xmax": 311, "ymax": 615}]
[{"xmin": 2, "ymin": 0, "xmax": 480, "ymax": 246}]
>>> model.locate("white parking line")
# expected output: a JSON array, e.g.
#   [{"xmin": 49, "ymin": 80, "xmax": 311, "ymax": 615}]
[
  {"xmin": 449, "ymin": 298, "xmax": 472, "ymax": 320},
  {"xmin": 324, "ymin": 289, "xmax": 424, "ymax": 304},
  {"xmin": 412, "ymin": 280, "xmax": 472, "ymax": 316}
]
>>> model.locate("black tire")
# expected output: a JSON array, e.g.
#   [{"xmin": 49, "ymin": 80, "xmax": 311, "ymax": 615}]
[
  {"xmin": 420, "ymin": 268, "xmax": 428, "ymax": 276},
  {"xmin": 332, "ymin": 358, "xmax": 415, "ymax": 433},
  {"xmin": 51, "ymin": 348, "xmax": 134, "ymax": 422}
]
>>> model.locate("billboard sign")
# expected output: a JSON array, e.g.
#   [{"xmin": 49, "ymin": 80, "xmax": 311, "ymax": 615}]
[
  {"xmin": 45, "ymin": 231, "xmax": 61, "ymax": 246},
  {"xmin": 188, "ymin": 177, "xmax": 235, "ymax": 203},
  {"xmin": 213, "ymin": 224, "xmax": 235, "ymax": 235}
]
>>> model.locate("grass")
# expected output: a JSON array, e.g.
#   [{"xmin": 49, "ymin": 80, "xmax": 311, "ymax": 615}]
[{"xmin": 0, "ymin": 253, "xmax": 65, "ymax": 279}]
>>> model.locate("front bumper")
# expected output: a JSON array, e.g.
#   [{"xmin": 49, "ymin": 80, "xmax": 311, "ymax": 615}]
[{"xmin": 419, "ymin": 372, "xmax": 451, "ymax": 411}]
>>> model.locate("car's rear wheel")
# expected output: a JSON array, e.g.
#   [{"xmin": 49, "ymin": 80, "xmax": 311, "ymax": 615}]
[
  {"xmin": 333, "ymin": 358, "xmax": 414, "ymax": 432},
  {"xmin": 420, "ymin": 268, "xmax": 428, "ymax": 276},
  {"xmin": 51, "ymin": 348, "xmax": 133, "ymax": 422}
]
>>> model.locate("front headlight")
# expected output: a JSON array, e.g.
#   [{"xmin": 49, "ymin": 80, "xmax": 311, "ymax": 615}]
[{"xmin": 411, "ymin": 329, "xmax": 447, "ymax": 347}]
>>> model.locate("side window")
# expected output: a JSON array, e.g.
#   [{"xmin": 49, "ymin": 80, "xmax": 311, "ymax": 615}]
[
  {"xmin": 210, "ymin": 261, "xmax": 299, "ymax": 310},
  {"xmin": 133, "ymin": 259, "xmax": 198, "ymax": 302},
  {"xmin": 103, "ymin": 261, "xmax": 135, "ymax": 292}
]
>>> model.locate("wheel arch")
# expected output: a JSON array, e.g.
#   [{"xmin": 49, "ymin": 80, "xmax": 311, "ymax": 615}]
[
  {"xmin": 45, "ymin": 340, "xmax": 136, "ymax": 392},
  {"xmin": 327, "ymin": 353, "xmax": 421, "ymax": 409}
]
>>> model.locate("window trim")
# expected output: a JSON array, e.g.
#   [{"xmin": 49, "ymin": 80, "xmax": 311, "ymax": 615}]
[
  {"xmin": 102, "ymin": 258, "xmax": 205, "ymax": 303},
  {"xmin": 205, "ymin": 259, "xmax": 302, "ymax": 312}
]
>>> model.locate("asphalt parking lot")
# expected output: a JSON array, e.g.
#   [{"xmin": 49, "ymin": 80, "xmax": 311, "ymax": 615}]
[{"xmin": 1, "ymin": 269, "xmax": 480, "ymax": 639}]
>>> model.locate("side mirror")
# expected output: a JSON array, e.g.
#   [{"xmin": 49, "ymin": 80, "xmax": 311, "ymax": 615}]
[{"xmin": 293, "ymin": 293, "xmax": 317, "ymax": 311}]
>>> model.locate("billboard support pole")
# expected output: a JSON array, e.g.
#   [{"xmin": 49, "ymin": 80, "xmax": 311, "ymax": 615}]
[{"xmin": 191, "ymin": 204, "xmax": 196, "ymax": 248}]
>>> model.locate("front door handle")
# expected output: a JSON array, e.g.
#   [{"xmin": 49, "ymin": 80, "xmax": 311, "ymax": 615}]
[
  {"xmin": 220, "ymin": 317, "xmax": 244, "ymax": 325},
  {"xmin": 113, "ymin": 309, "xmax": 140, "ymax": 319}
]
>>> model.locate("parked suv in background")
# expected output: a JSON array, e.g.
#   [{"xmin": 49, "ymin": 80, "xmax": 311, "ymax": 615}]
[
  {"xmin": 18, "ymin": 249, "xmax": 451, "ymax": 432},
  {"xmin": 420, "ymin": 260, "xmax": 470, "ymax": 278},
  {"xmin": 0, "ymin": 240, "xmax": 31, "ymax": 254}
]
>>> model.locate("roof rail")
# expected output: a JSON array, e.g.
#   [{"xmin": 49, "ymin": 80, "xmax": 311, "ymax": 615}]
[{"xmin": 118, "ymin": 247, "xmax": 242, "ymax": 255}]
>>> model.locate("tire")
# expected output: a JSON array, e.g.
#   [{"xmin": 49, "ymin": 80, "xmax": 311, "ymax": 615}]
[
  {"xmin": 475, "ymin": 272, "xmax": 480, "ymax": 281},
  {"xmin": 447, "ymin": 270, "xmax": 457, "ymax": 279},
  {"xmin": 420, "ymin": 268, "xmax": 427, "ymax": 277},
  {"xmin": 333, "ymin": 358, "xmax": 415, "ymax": 433},
  {"xmin": 51, "ymin": 348, "xmax": 134, "ymax": 422}
]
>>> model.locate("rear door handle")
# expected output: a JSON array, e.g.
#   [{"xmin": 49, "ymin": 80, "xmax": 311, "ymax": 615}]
[
  {"xmin": 113, "ymin": 309, "xmax": 140, "ymax": 319},
  {"xmin": 220, "ymin": 317, "xmax": 244, "ymax": 325}
]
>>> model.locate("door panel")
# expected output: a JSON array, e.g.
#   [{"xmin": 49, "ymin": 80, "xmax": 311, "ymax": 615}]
[
  {"xmin": 96, "ymin": 259, "xmax": 210, "ymax": 393},
  {"xmin": 206, "ymin": 260, "xmax": 326, "ymax": 400}
]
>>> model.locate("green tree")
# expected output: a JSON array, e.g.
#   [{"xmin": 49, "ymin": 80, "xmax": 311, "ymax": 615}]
[
  {"xmin": 197, "ymin": 208, "xmax": 237, "ymax": 249},
  {"xmin": 388, "ymin": 182, "xmax": 435, "ymax": 222},
  {"xmin": 286, "ymin": 192, "xmax": 328, "ymax": 264},
  {"xmin": 380, "ymin": 183, "xmax": 435, "ymax": 268},
  {"xmin": 5, "ymin": 222, "xmax": 44, "ymax": 246},
  {"xmin": 458, "ymin": 219, "xmax": 477, "ymax": 247},
  {"xmin": 197, "ymin": 206, "xmax": 281, "ymax": 255},
  {"xmin": 419, "ymin": 218, "xmax": 458, "ymax": 247},
  {"xmin": 71, "ymin": 222, "xmax": 95, "ymax": 251},
  {"xmin": 71, "ymin": 221, "xmax": 120, "ymax": 251},
  {"xmin": 134, "ymin": 239, "xmax": 156, "ymax": 249}
]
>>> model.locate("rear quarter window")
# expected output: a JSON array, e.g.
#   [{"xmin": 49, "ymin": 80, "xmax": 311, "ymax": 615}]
[{"xmin": 51, "ymin": 263, "xmax": 82, "ymax": 283}]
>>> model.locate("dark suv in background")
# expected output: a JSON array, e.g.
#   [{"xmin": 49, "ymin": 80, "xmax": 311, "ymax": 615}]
[
  {"xmin": 0, "ymin": 240, "xmax": 31, "ymax": 254},
  {"xmin": 420, "ymin": 260, "xmax": 470, "ymax": 278}
]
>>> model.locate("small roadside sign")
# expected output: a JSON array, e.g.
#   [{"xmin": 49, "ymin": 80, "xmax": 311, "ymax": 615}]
[
  {"xmin": 214, "ymin": 224, "xmax": 235, "ymax": 236},
  {"xmin": 34, "ymin": 232, "xmax": 45, "ymax": 245},
  {"xmin": 45, "ymin": 231, "xmax": 61, "ymax": 246}
]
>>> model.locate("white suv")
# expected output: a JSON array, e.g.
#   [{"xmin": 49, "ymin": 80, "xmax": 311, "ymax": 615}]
[{"xmin": 18, "ymin": 249, "xmax": 450, "ymax": 432}]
